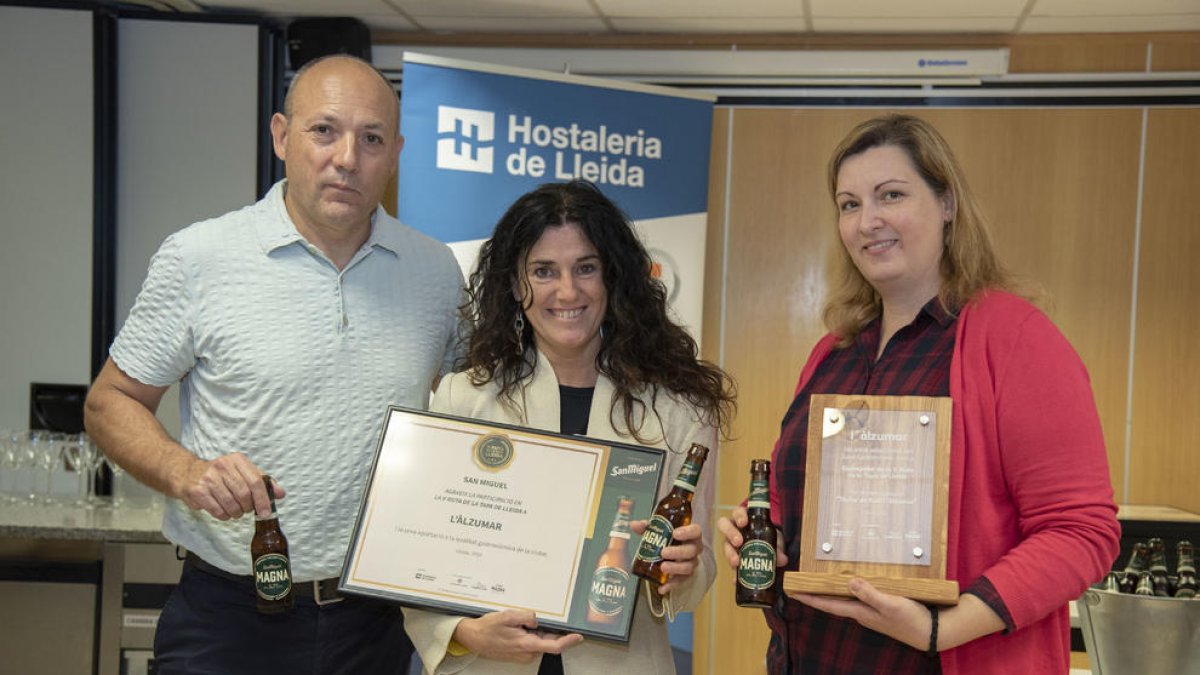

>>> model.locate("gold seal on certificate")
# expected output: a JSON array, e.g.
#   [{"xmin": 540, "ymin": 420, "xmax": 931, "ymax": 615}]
[
  {"xmin": 339, "ymin": 407, "xmax": 666, "ymax": 642},
  {"xmin": 472, "ymin": 434, "xmax": 515, "ymax": 471},
  {"xmin": 783, "ymin": 394, "xmax": 960, "ymax": 606}
]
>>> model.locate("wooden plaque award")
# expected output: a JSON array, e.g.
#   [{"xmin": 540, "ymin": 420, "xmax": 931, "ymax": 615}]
[{"xmin": 782, "ymin": 394, "xmax": 959, "ymax": 605}]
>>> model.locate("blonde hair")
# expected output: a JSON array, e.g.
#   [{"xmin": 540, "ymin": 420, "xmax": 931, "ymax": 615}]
[{"xmin": 822, "ymin": 114, "xmax": 1020, "ymax": 344}]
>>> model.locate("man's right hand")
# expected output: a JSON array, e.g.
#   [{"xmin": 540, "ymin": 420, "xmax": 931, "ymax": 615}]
[{"xmin": 175, "ymin": 453, "xmax": 284, "ymax": 520}]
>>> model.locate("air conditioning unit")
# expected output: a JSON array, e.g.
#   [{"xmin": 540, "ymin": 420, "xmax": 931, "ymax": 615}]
[{"xmin": 373, "ymin": 46, "xmax": 1009, "ymax": 86}]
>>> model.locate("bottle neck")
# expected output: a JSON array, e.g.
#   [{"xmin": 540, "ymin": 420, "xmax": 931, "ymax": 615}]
[
  {"xmin": 673, "ymin": 457, "xmax": 705, "ymax": 492},
  {"xmin": 746, "ymin": 475, "xmax": 769, "ymax": 510}
]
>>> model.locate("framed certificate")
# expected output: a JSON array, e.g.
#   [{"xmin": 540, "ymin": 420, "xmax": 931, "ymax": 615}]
[{"xmin": 339, "ymin": 406, "xmax": 667, "ymax": 642}]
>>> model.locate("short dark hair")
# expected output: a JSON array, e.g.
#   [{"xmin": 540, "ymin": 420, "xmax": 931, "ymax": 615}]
[{"xmin": 282, "ymin": 54, "xmax": 397, "ymax": 128}]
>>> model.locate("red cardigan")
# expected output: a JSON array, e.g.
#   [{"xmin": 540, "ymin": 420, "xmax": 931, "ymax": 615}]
[{"xmin": 772, "ymin": 290, "xmax": 1120, "ymax": 674}]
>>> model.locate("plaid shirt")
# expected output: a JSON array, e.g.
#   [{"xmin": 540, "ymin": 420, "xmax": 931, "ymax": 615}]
[{"xmin": 767, "ymin": 300, "xmax": 1013, "ymax": 675}]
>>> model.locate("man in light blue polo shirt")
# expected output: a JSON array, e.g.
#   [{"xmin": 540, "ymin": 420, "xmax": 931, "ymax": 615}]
[{"xmin": 84, "ymin": 55, "xmax": 461, "ymax": 674}]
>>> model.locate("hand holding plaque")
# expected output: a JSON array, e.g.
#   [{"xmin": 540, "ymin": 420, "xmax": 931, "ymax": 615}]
[{"xmin": 783, "ymin": 394, "xmax": 959, "ymax": 605}]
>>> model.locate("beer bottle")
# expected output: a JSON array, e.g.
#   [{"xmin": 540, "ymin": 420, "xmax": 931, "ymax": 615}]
[
  {"xmin": 632, "ymin": 443, "xmax": 709, "ymax": 588},
  {"xmin": 587, "ymin": 496, "xmax": 635, "ymax": 624},
  {"xmin": 736, "ymin": 459, "xmax": 778, "ymax": 609},
  {"xmin": 1148, "ymin": 537, "xmax": 1171, "ymax": 597},
  {"xmin": 1100, "ymin": 571, "xmax": 1121, "ymax": 593},
  {"xmin": 252, "ymin": 475, "xmax": 294, "ymax": 614},
  {"xmin": 1134, "ymin": 571, "xmax": 1155, "ymax": 596},
  {"xmin": 1175, "ymin": 540, "xmax": 1197, "ymax": 599},
  {"xmin": 1119, "ymin": 541, "xmax": 1150, "ymax": 594}
]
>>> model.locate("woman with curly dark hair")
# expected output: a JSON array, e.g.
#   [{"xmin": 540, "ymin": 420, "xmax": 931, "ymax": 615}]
[{"xmin": 404, "ymin": 180, "xmax": 735, "ymax": 675}]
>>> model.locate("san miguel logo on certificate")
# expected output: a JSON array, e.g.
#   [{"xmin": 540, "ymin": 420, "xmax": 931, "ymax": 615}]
[{"xmin": 340, "ymin": 407, "xmax": 664, "ymax": 642}]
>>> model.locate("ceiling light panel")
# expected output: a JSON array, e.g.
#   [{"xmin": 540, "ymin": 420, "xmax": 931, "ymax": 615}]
[
  {"xmin": 595, "ymin": 0, "xmax": 804, "ymax": 19},
  {"xmin": 609, "ymin": 17, "xmax": 810, "ymax": 32},
  {"xmin": 810, "ymin": 0, "xmax": 1027, "ymax": 18},
  {"xmin": 392, "ymin": 0, "xmax": 596, "ymax": 18}
]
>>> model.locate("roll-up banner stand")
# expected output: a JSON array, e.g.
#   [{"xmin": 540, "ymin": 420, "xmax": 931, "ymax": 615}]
[{"xmin": 398, "ymin": 52, "xmax": 716, "ymax": 340}]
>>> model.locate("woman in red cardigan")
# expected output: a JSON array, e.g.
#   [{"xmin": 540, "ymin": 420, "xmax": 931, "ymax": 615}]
[{"xmin": 717, "ymin": 114, "xmax": 1120, "ymax": 675}]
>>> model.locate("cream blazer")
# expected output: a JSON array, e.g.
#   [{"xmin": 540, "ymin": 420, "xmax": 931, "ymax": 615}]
[{"xmin": 404, "ymin": 350, "xmax": 718, "ymax": 675}]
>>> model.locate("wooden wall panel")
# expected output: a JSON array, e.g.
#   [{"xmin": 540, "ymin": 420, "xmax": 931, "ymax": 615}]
[
  {"xmin": 1006, "ymin": 34, "xmax": 1151, "ymax": 72},
  {"xmin": 1150, "ymin": 33, "xmax": 1200, "ymax": 71},
  {"xmin": 1130, "ymin": 108, "xmax": 1200, "ymax": 514},
  {"xmin": 693, "ymin": 108, "xmax": 727, "ymax": 675},
  {"xmin": 912, "ymin": 109, "xmax": 1141, "ymax": 493}
]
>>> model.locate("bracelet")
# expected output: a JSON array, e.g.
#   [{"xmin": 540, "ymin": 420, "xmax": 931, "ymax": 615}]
[
  {"xmin": 927, "ymin": 606, "xmax": 939, "ymax": 659},
  {"xmin": 446, "ymin": 638, "xmax": 470, "ymax": 657}
]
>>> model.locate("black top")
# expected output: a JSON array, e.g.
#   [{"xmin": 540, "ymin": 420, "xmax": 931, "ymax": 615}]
[{"xmin": 558, "ymin": 385, "xmax": 595, "ymax": 436}]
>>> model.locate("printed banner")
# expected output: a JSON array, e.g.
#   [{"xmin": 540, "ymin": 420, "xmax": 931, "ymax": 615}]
[{"xmin": 398, "ymin": 52, "xmax": 715, "ymax": 338}]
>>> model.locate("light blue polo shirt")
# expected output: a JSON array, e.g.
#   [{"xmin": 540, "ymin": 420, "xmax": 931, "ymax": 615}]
[{"xmin": 111, "ymin": 180, "xmax": 464, "ymax": 580}]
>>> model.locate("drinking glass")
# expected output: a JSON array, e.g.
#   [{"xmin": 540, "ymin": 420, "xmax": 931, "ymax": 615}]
[
  {"xmin": 13, "ymin": 431, "xmax": 43, "ymax": 503},
  {"xmin": 36, "ymin": 431, "xmax": 66, "ymax": 505},
  {"xmin": 0, "ymin": 429, "xmax": 16, "ymax": 504},
  {"xmin": 63, "ymin": 433, "xmax": 99, "ymax": 507},
  {"xmin": 103, "ymin": 454, "xmax": 127, "ymax": 508}
]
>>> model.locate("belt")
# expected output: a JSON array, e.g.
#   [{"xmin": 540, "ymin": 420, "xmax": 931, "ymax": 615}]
[{"xmin": 184, "ymin": 551, "xmax": 344, "ymax": 605}]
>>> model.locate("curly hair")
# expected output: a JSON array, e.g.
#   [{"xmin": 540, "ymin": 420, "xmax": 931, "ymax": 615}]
[
  {"xmin": 459, "ymin": 180, "xmax": 735, "ymax": 443},
  {"xmin": 822, "ymin": 114, "xmax": 1023, "ymax": 344}
]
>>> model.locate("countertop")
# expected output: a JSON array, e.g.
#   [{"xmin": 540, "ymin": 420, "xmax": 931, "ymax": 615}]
[
  {"xmin": 0, "ymin": 501, "xmax": 166, "ymax": 543},
  {"xmin": 1117, "ymin": 503, "xmax": 1200, "ymax": 522}
]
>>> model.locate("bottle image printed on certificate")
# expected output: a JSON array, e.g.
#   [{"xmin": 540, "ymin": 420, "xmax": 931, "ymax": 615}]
[{"xmin": 587, "ymin": 496, "xmax": 636, "ymax": 624}]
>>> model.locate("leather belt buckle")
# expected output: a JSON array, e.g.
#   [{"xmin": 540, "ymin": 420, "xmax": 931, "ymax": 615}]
[{"xmin": 313, "ymin": 578, "xmax": 343, "ymax": 606}]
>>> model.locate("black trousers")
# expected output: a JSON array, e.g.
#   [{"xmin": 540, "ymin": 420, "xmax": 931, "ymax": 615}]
[{"xmin": 154, "ymin": 560, "xmax": 415, "ymax": 675}]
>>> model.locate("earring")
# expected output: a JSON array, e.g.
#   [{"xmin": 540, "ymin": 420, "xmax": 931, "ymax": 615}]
[
  {"xmin": 514, "ymin": 311, "xmax": 525, "ymax": 355},
  {"xmin": 600, "ymin": 324, "xmax": 606, "ymax": 342}
]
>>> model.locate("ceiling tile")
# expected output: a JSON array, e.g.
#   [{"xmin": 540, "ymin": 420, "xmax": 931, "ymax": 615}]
[
  {"xmin": 610, "ymin": 17, "xmax": 810, "ymax": 32},
  {"xmin": 1032, "ymin": 0, "xmax": 1200, "ymax": 16},
  {"xmin": 201, "ymin": 0, "xmax": 392, "ymax": 10},
  {"xmin": 811, "ymin": 0, "xmax": 1027, "ymax": 18},
  {"xmin": 1022, "ymin": 14, "xmax": 1200, "ymax": 32},
  {"xmin": 596, "ymin": 0, "xmax": 804, "ymax": 19},
  {"xmin": 415, "ymin": 16, "xmax": 609, "ymax": 32},
  {"xmin": 353, "ymin": 14, "xmax": 420, "ymax": 31},
  {"xmin": 392, "ymin": 0, "xmax": 596, "ymax": 18},
  {"xmin": 813, "ymin": 17, "xmax": 1018, "ymax": 32}
]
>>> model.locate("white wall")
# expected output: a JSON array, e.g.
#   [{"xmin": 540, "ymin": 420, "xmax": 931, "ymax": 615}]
[
  {"xmin": 0, "ymin": 6, "xmax": 94, "ymax": 431},
  {"xmin": 116, "ymin": 18, "xmax": 260, "ymax": 435},
  {"xmin": 0, "ymin": 9, "xmax": 262, "ymax": 436}
]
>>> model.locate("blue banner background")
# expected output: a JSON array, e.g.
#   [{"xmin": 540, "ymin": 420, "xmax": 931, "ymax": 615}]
[{"xmin": 399, "ymin": 60, "xmax": 713, "ymax": 242}]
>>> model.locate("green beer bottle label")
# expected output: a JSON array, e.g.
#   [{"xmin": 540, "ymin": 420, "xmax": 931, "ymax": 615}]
[
  {"xmin": 254, "ymin": 553, "xmax": 292, "ymax": 600},
  {"xmin": 747, "ymin": 478, "xmax": 769, "ymax": 509},
  {"xmin": 737, "ymin": 540, "xmax": 776, "ymax": 590},
  {"xmin": 635, "ymin": 515, "xmax": 674, "ymax": 563},
  {"xmin": 588, "ymin": 566, "xmax": 631, "ymax": 617},
  {"xmin": 672, "ymin": 459, "xmax": 702, "ymax": 491}
]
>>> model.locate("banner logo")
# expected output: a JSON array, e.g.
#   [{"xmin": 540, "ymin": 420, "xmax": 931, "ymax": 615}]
[{"xmin": 437, "ymin": 105, "xmax": 495, "ymax": 174}]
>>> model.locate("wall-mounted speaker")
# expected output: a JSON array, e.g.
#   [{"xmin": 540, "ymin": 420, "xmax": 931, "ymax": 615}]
[{"xmin": 286, "ymin": 17, "xmax": 372, "ymax": 71}]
